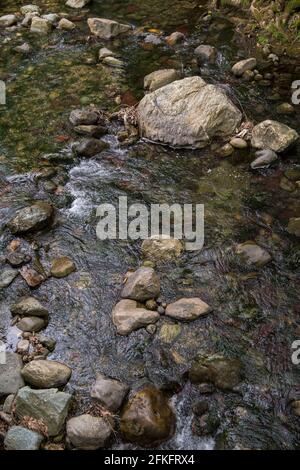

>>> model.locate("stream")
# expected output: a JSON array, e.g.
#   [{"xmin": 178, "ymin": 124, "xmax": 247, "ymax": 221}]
[{"xmin": 0, "ymin": 0, "xmax": 300, "ymax": 450}]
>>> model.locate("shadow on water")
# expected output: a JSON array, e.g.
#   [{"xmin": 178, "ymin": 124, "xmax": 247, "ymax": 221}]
[{"xmin": 0, "ymin": 0, "xmax": 300, "ymax": 450}]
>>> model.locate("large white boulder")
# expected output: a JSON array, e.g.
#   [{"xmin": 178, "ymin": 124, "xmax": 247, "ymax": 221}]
[{"xmin": 137, "ymin": 76, "xmax": 242, "ymax": 148}]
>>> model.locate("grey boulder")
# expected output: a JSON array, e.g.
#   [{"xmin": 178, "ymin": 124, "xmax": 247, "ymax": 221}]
[
  {"xmin": 91, "ymin": 374, "xmax": 129, "ymax": 411},
  {"xmin": 87, "ymin": 18, "xmax": 131, "ymax": 39},
  {"xmin": 7, "ymin": 201, "xmax": 54, "ymax": 234},
  {"xmin": 121, "ymin": 267, "xmax": 160, "ymax": 301},
  {"xmin": 144, "ymin": 69, "xmax": 180, "ymax": 92},
  {"xmin": 66, "ymin": 414, "xmax": 112, "ymax": 450},
  {"xmin": 250, "ymin": 149, "xmax": 278, "ymax": 169},
  {"xmin": 137, "ymin": 76, "xmax": 242, "ymax": 148},
  {"xmin": 251, "ymin": 120, "xmax": 298, "ymax": 153},
  {"xmin": 15, "ymin": 387, "xmax": 72, "ymax": 436},
  {"xmin": 0, "ymin": 352, "xmax": 25, "ymax": 397},
  {"xmin": 10, "ymin": 297, "xmax": 49, "ymax": 317},
  {"xmin": 4, "ymin": 426, "xmax": 43, "ymax": 450}
]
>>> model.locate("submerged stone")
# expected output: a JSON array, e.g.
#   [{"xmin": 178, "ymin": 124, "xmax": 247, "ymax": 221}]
[
  {"xmin": 236, "ymin": 241, "xmax": 271, "ymax": 266},
  {"xmin": 112, "ymin": 299, "xmax": 159, "ymax": 335},
  {"xmin": 189, "ymin": 355, "xmax": 243, "ymax": 391},
  {"xmin": 165, "ymin": 298, "xmax": 211, "ymax": 321},
  {"xmin": 50, "ymin": 257, "xmax": 76, "ymax": 278},
  {"xmin": 120, "ymin": 386, "xmax": 176, "ymax": 446},
  {"xmin": 10, "ymin": 297, "xmax": 49, "ymax": 317},
  {"xmin": 7, "ymin": 202, "xmax": 54, "ymax": 234}
]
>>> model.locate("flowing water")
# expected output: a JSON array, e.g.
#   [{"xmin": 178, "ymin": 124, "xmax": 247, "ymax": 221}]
[{"xmin": 0, "ymin": 0, "xmax": 300, "ymax": 450}]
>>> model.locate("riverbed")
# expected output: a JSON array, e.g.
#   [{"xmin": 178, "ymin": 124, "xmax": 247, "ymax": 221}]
[{"xmin": 0, "ymin": 0, "xmax": 300, "ymax": 450}]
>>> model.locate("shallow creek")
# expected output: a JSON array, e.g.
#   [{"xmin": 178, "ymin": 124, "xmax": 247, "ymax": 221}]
[{"xmin": 0, "ymin": 0, "xmax": 300, "ymax": 450}]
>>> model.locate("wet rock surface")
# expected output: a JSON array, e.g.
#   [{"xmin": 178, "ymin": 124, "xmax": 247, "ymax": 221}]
[
  {"xmin": 7, "ymin": 202, "xmax": 54, "ymax": 234},
  {"xmin": 0, "ymin": 0, "xmax": 299, "ymax": 452},
  {"xmin": 66, "ymin": 414, "xmax": 112, "ymax": 450},
  {"xmin": 15, "ymin": 387, "xmax": 72, "ymax": 436},
  {"xmin": 21, "ymin": 360, "xmax": 72, "ymax": 388},
  {"xmin": 251, "ymin": 120, "xmax": 299, "ymax": 152},
  {"xmin": 4, "ymin": 426, "xmax": 43, "ymax": 450},
  {"xmin": 121, "ymin": 267, "xmax": 160, "ymax": 301},
  {"xmin": 112, "ymin": 299, "xmax": 159, "ymax": 335},
  {"xmin": 137, "ymin": 77, "xmax": 242, "ymax": 148},
  {"xmin": 91, "ymin": 374, "xmax": 129, "ymax": 411},
  {"xmin": 165, "ymin": 298, "xmax": 211, "ymax": 321},
  {"xmin": 0, "ymin": 353, "xmax": 25, "ymax": 396},
  {"xmin": 120, "ymin": 386, "xmax": 176, "ymax": 446}
]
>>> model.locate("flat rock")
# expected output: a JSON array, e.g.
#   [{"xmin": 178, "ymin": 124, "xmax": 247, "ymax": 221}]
[
  {"xmin": 165, "ymin": 298, "xmax": 211, "ymax": 321},
  {"xmin": 15, "ymin": 387, "xmax": 72, "ymax": 436},
  {"xmin": 50, "ymin": 257, "xmax": 76, "ymax": 278},
  {"xmin": 189, "ymin": 355, "xmax": 243, "ymax": 391},
  {"xmin": 66, "ymin": 0, "xmax": 91, "ymax": 8},
  {"xmin": 6, "ymin": 251, "xmax": 31, "ymax": 266},
  {"xmin": 287, "ymin": 218, "xmax": 300, "ymax": 237},
  {"xmin": 19, "ymin": 266, "xmax": 44, "ymax": 287},
  {"xmin": 230, "ymin": 137, "xmax": 247, "ymax": 149},
  {"xmin": 112, "ymin": 299, "xmax": 159, "ymax": 335},
  {"xmin": 20, "ymin": 5, "xmax": 40, "ymax": 15},
  {"xmin": 99, "ymin": 47, "xmax": 115, "ymax": 59},
  {"xmin": 16, "ymin": 316, "xmax": 46, "ymax": 333},
  {"xmin": 0, "ymin": 15, "xmax": 18, "ymax": 27},
  {"xmin": 0, "ymin": 352, "xmax": 25, "ymax": 397},
  {"xmin": 66, "ymin": 414, "xmax": 112, "ymax": 450},
  {"xmin": 91, "ymin": 374, "xmax": 129, "ymax": 411},
  {"xmin": 236, "ymin": 241, "xmax": 271, "ymax": 266},
  {"xmin": 137, "ymin": 76, "xmax": 242, "ymax": 148},
  {"xmin": 120, "ymin": 386, "xmax": 175, "ymax": 446},
  {"xmin": 121, "ymin": 267, "xmax": 160, "ymax": 301},
  {"xmin": 250, "ymin": 149, "xmax": 278, "ymax": 169},
  {"xmin": 0, "ymin": 268, "xmax": 18, "ymax": 288},
  {"xmin": 88, "ymin": 18, "xmax": 131, "ymax": 39},
  {"xmin": 144, "ymin": 69, "xmax": 180, "ymax": 92},
  {"xmin": 30, "ymin": 16, "xmax": 52, "ymax": 34},
  {"xmin": 74, "ymin": 138, "xmax": 108, "ymax": 157},
  {"xmin": 194, "ymin": 45, "xmax": 217, "ymax": 63},
  {"xmin": 22, "ymin": 360, "xmax": 72, "ymax": 388},
  {"xmin": 58, "ymin": 18, "xmax": 76, "ymax": 30},
  {"xmin": 251, "ymin": 120, "xmax": 299, "ymax": 153},
  {"xmin": 4, "ymin": 426, "xmax": 43, "ymax": 450},
  {"xmin": 74, "ymin": 125, "xmax": 107, "ymax": 138},
  {"xmin": 141, "ymin": 236, "xmax": 183, "ymax": 261},
  {"xmin": 232, "ymin": 58, "xmax": 257, "ymax": 77},
  {"xmin": 102, "ymin": 56, "xmax": 124, "ymax": 67},
  {"xmin": 10, "ymin": 297, "xmax": 49, "ymax": 317},
  {"xmin": 69, "ymin": 108, "xmax": 99, "ymax": 126},
  {"xmin": 7, "ymin": 201, "xmax": 54, "ymax": 234}
]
